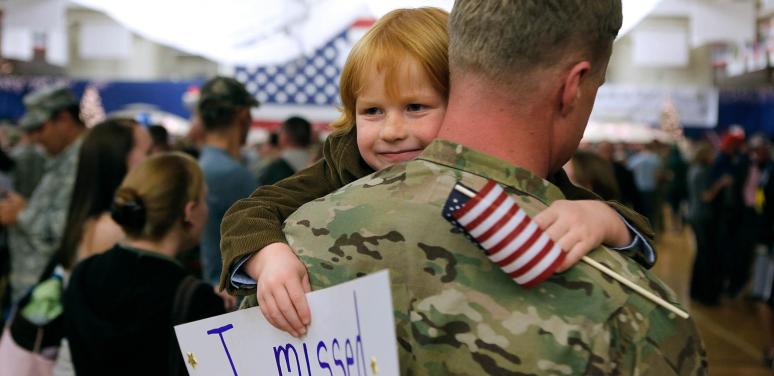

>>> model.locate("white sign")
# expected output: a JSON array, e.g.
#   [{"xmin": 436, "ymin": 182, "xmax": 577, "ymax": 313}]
[{"xmin": 175, "ymin": 270, "xmax": 399, "ymax": 376}]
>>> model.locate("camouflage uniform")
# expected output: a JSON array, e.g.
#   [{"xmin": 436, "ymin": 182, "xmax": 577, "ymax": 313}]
[
  {"xmin": 245, "ymin": 140, "xmax": 706, "ymax": 375},
  {"xmin": 9, "ymin": 137, "xmax": 81, "ymax": 301}
]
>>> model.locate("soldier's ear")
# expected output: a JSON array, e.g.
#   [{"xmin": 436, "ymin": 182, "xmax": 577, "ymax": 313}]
[{"xmin": 559, "ymin": 61, "xmax": 591, "ymax": 116}]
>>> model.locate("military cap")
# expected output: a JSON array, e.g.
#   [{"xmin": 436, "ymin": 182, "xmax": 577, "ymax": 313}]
[
  {"xmin": 19, "ymin": 85, "xmax": 78, "ymax": 131},
  {"xmin": 197, "ymin": 76, "xmax": 259, "ymax": 113}
]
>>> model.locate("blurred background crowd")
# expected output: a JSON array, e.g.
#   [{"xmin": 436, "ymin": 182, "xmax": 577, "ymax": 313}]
[{"xmin": 0, "ymin": 0, "xmax": 773, "ymax": 374}]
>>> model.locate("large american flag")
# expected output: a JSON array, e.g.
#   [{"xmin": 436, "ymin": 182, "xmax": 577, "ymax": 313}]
[
  {"xmin": 234, "ymin": 21, "xmax": 374, "ymax": 127},
  {"xmin": 234, "ymin": 28, "xmax": 343, "ymax": 108},
  {"xmin": 443, "ymin": 180, "xmax": 566, "ymax": 288},
  {"xmin": 234, "ymin": 21, "xmax": 373, "ymax": 109}
]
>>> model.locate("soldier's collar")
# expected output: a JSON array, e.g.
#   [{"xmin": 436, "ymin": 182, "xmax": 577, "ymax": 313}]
[{"xmin": 417, "ymin": 139, "xmax": 565, "ymax": 204}]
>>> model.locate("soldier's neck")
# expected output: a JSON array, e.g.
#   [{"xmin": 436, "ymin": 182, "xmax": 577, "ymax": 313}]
[{"xmin": 437, "ymin": 77, "xmax": 552, "ymax": 178}]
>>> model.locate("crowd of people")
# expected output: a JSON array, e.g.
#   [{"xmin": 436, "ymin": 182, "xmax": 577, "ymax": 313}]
[
  {"xmin": 0, "ymin": 78, "xmax": 320, "ymax": 374},
  {"xmin": 5, "ymin": 0, "xmax": 768, "ymax": 374},
  {"xmin": 570, "ymin": 132, "xmax": 774, "ymax": 367},
  {"xmin": 569, "ymin": 134, "xmax": 774, "ymax": 310}
]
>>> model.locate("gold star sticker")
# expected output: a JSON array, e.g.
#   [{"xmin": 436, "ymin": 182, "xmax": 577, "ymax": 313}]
[
  {"xmin": 187, "ymin": 352, "xmax": 198, "ymax": 369},
  {"xmin": 370, "ymin": 356, "xmax": 379, "ymax": 374}
]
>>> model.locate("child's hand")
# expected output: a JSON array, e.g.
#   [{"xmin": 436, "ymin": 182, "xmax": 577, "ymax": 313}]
[
  {"xmin": 534, "ymin": 200, "xmax": 632, "ymax": 273},
  {"xmin": 245, "ymin": 242, "xmax": 311, "ymax": 337}
]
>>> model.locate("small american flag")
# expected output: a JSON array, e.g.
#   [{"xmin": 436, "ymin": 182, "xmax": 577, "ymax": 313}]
[
  {"xmin": 443, "ymin": 180, "xmax": 566, "ymax": 288},
  {"xmin": 444, "ymin": 180, "xmax": 690, "ymax": 318}
]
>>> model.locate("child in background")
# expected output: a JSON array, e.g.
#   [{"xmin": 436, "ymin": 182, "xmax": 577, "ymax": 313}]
[{"xmin": 221, "ymin": 7, "xmax": 655, "ymax": 337}]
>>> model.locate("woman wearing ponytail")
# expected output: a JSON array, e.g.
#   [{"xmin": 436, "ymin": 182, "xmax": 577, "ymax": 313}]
[{"xmin": 62, "ymin": 153, "xmax": 225, "ymax": 375}]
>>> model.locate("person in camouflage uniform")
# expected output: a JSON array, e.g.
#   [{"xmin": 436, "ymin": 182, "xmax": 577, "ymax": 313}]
[
  {"xmin": 244, "ymin": 0, "xmax": 707, "ymax": 374},
  {"xmin": 0, "ymin": 85, "xmax": 84, "ymax": 301},
  {"xmin": 279, "ymin": 140, "xmax": 705, "ymax": 374}
]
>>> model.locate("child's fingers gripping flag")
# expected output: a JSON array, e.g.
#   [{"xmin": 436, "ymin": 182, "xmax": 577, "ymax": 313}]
[
  {"xmin": 443, "ymin": 180, "xmax": 565, "ymax": 288},
  {"xmin": 443, "ymin": 179, "xmax": 691, "ymax": 319}
]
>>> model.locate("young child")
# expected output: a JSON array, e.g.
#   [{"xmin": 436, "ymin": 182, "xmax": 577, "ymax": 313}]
[{"xmin": 221, "ymin": 8, "xmax": 655, "ymax": 338}]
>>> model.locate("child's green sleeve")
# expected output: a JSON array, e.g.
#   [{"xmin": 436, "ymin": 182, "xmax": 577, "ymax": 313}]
[{"xmin": 219, "ymin": 127, "xmax": 374, "ymax": 293}]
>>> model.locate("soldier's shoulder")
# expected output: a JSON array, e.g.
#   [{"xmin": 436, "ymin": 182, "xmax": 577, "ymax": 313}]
[{"xmin": 297, "ymin": 160, "xmax": 457, "ymax": 208}]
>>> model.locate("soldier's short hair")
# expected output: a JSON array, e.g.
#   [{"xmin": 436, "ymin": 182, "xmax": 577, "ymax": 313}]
[{"xmin": 449, "ymin": 0, "xmax": 622, "ymax": 87}]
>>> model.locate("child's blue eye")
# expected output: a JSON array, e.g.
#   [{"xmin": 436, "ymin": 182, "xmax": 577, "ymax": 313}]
[
  {"xmin": 407, "ymin": 104, "xmax": 424, "ymax": 112},
  {"xmin": 364, "ymin": 107, "xmax": 382, "ymax": 115}
]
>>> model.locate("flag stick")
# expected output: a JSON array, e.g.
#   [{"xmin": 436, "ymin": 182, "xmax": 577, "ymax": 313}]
[
  {"xmin": 579, "ymin": 256, "xmax": 689, "ymax": 318},
  {"xmin": 453, "ymin": 185, "xmax": 689, "ymax": 319}
]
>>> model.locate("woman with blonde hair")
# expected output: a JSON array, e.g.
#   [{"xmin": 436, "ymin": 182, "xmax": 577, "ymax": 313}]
[{"xmin": 63, "ymin": 153, "xmax": 224, "ymax": 375}]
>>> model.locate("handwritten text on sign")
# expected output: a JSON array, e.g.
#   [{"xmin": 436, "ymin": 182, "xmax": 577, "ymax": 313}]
[{"xmin": 175, "ymin": 270, "xmax": 399, "ymax": 376}]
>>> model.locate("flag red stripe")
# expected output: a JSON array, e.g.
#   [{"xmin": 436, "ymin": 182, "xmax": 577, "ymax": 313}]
[
  {"xmin": 512, "ymin": 239, "xmax": 555, "ymax": 277},
  {"xmin": 487, "ymin": 211, "xmax": 530, "ymax": 256},
  {"xmin": 474, "ymin": 197, "xmax": 519, "ymax": 244},
  {"xmin": 452, "ymin": 181, "xmax": 498, "ymax": 220},
  {"xmin": 495, "ymin": 225, "xmax": 542, "ymax": 267},
  {"xmin": 467, "ymin": 191, "xmax": 509, "ymax": 234},
  {"xmin": 520, "ymin": 250, "xmax": 566, "ymax": 288}
]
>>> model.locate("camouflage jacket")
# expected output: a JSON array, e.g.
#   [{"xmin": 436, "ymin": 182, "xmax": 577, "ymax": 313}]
[
  {"xmin": 9, "ymin": 137, "xmax": 81, "ymax": 301},
  {"xmin": 248, "ymin": 140, "xmax": 706, "ymax": 375}
]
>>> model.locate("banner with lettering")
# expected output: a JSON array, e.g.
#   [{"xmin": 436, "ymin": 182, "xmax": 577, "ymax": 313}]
[
  {"xmin": 590, "ymin": 85, "xmax": 719, "ymax": 128},
  {"xmin": 175, "ymin": 270, "xmax": 399, "ymax": 376}
]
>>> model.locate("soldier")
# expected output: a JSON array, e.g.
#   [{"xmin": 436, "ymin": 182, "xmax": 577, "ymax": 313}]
[
  {"xmin": 0, "ymin": 85, "xmax": 85, "ymax": 301},
  {"xmin": 250, "ymin": 1, "xmax": 705, "ymax": 374}
]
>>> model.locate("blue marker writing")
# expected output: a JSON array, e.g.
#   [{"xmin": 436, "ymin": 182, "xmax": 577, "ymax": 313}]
[
  {"xmin": 303, "ymin": 343, "xmax": 313, "ymax": 376},
  {"xmin": 274, "ymin": 343, "xmax": 301, "ymax": 376},
  {"xmin": 207, "ymin": 324, "xmax": 239, "ymax": 376},
  {"xmin": 269, "ymin": 290, "xmax": 370, "ymax": 375},
  {"xmin": 353, "ymin": 292, "xmax": 366, "ymax": 376},
  {"xmin": 317, "ymin": 341, "xmax": 333, "ymax": 376},
  {"xmin": 332, "ymin": 338, "xmax": 346, "ymax": 375}
]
